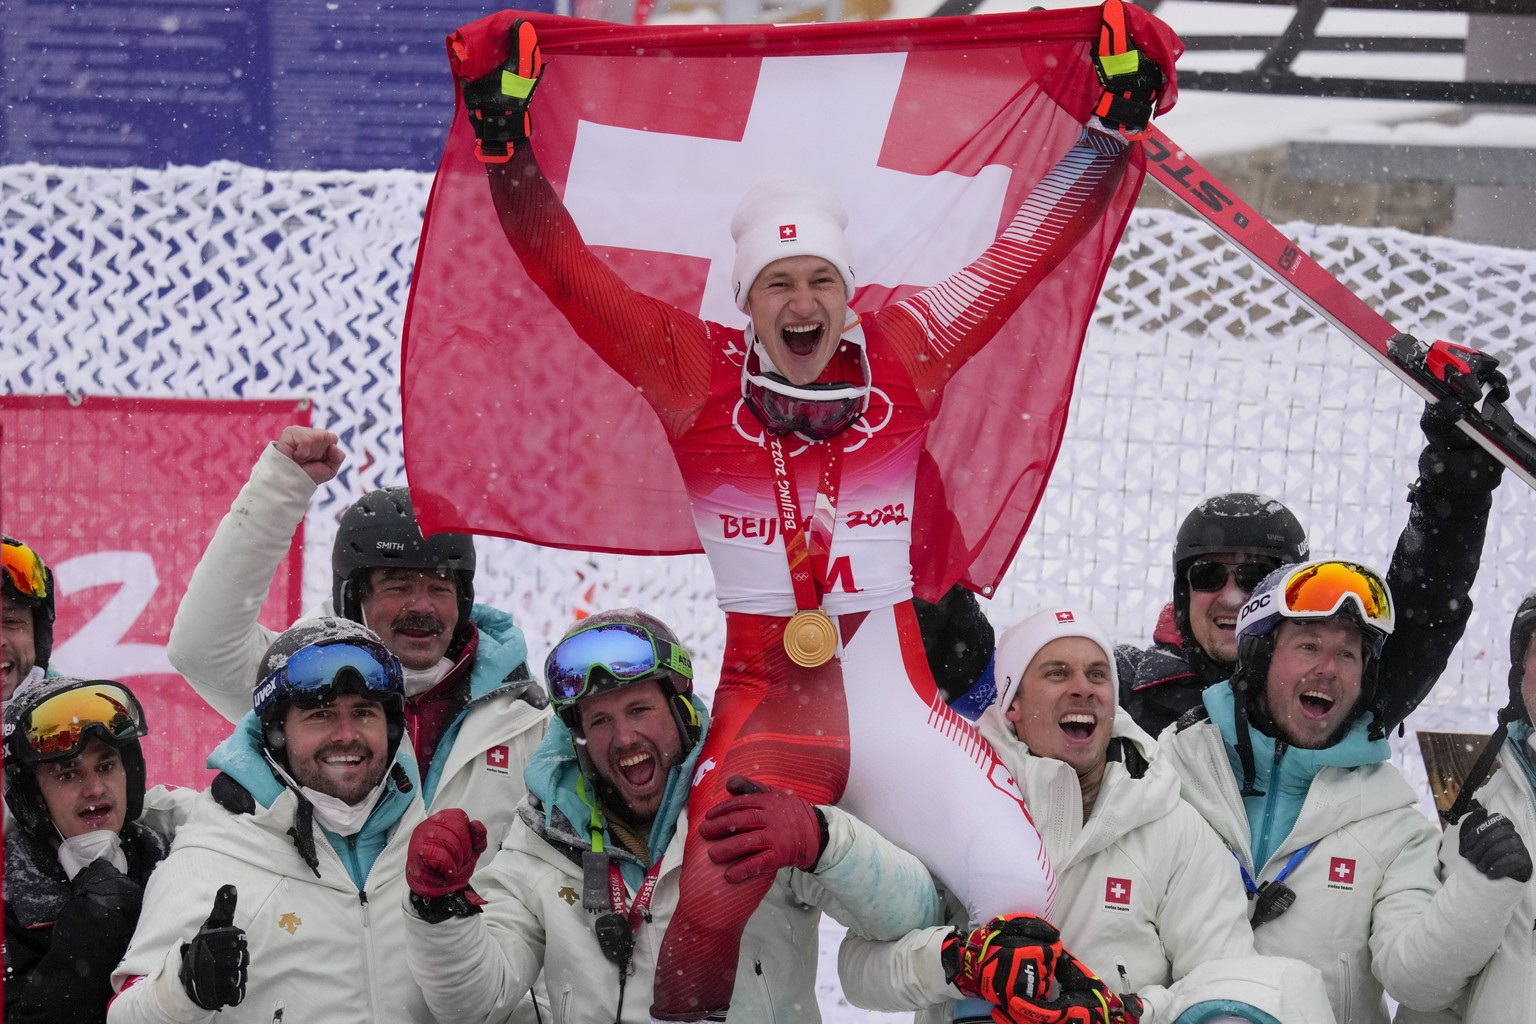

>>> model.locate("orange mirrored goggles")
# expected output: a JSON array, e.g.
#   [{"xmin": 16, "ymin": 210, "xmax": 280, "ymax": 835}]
[
  {"xmin": 1281, "ymin": 561, "xmax": 1394, "ymax": 634},
  {"xmin": 2, "ymin": 539, "xmax": 49, "ymax": 601},
  {"xmin": 13, "ymin": 681, "xmax": 147, "ymax": 762}
]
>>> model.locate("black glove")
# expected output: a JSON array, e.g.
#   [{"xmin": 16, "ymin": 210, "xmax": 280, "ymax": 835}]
[
  {"xmin": 460, "ymin": 19, "xmax": 545, "ymax": 163},
  {"xmin": 1459, "ymin": 803, "xmax": 1534, "ymax": 883},
  {"xmin": 1091, "ymin": 0, "xmax": 1167, "ymax": 134},
  {"xmin": 69, "ymin": 857, "xmax": 146, "ymax": 920},
  {"xmin": 179, "ymin": 885, "xmax": 249, "ymax": 1010},
  {"xmin": 1417, "ymin": 399, "xmax": 1503, "ymax": 495}
]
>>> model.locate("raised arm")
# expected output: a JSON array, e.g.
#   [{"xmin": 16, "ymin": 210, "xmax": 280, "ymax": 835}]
[{"xmin": 462, "ymin": 22, "xmax": 712, "ymax": 423}]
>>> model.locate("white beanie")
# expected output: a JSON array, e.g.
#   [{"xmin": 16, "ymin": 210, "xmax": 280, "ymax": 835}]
[
  {"xmin": 730, "ymin": 178, "xmax": 856, "ymax": 313},
  {"xmin": 993, "ymin": 607, "xmax": 1118, "ymax": 713}
]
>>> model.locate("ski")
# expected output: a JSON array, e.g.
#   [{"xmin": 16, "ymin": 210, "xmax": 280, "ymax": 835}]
[{"xmin": 1137, "ymin": 124, "xmax": 1536, "ymax": 491}]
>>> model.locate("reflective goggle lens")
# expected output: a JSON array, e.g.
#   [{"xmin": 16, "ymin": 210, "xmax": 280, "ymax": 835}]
[
  {"xmin": 254, "ymin": 640, "xmax": 402, "ymax": 716},
  {"xmin": 2, "ymin": 540, "xmax": 49, "ymax": 600},
  {"xmin": 1187, "ymin": 560, "xmax": 1275, "ymax": 593},
  {"xmin": 20, "ymin": 682, "xmax": 146, "ymax": 760},
  {"xmin": 544, "ymin": 623, "xmax": 692, "ymax": 705},
  {"xmin": 745, "ymin": 382, "xmax": 863, "ymax": 441},
  {"xmin": 1282, "ymin": 561, "xmax": 1393, "ymax": 631}
]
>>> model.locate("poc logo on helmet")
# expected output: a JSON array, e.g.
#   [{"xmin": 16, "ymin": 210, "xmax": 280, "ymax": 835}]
[{"xmin": 1236, "ymin": 592, "xmax": 1272, "ymax": 633}]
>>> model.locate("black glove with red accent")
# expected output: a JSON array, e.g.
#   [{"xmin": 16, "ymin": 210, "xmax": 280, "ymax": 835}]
[
  {"xmin": 944, "ymin": 914, "xmax": 1061, "ymax": 1012},
  {"xmin": 460, "ymin": 18, "xmax": 545, "ymax": 163},
  {"xmin": 699, "ymin": 775, "xmax": 829, "ymax": 883},
  {"xmin": 1091, "ymin": 0, "xmax": 1183, "ymax": 134},
  {"xmin": 993, "ymin": 949, "xmax": 1143, "ymax": 1024}
]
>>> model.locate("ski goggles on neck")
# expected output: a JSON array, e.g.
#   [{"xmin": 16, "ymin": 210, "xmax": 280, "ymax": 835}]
[
  {"xmin": 1187, "ymin": 559, "xmax": 1276, "ymax": 593},
  {"xmin": 743, "ymin": 371, "xmax": 867, "ymax": 441},
  {"xmin": 1281, "ymin": 561, "xmax": 1392, "ymax": 628},
  {"xmin": 12, "ymin": 681, "xmax": 147, "ymax": 762},
  {"xmin": 544, "ymin": 622, "xmax": 693, "ymax": 707},
  {"xmin": 2, "ymin": 539, "xmax": 49, "ymax": 601},
  {"xmin": 254, "ymin": 639, "xmax": 403, "ymax": 717}
]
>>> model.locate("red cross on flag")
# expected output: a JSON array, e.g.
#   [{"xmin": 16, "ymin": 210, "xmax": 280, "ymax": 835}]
[
  {"xmin": 1105, "ymin": 876, "xmax": 1132, "ymax": 905},
  {"xmin": 1330, "ymin": 857, "xmax": 1357, "ymax": 885},
  {"xmin": 402, "ymin": 10, "xmax": 1179, "ymax": 598}
]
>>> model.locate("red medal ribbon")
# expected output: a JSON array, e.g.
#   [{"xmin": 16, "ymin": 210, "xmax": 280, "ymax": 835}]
[
  {"xmin": 607, "ymin": 858, "xmax": 664, "ymax": 932},
  {"xmin": 766, "ymin": 435, "xmax": 844, "ymax": 613}
]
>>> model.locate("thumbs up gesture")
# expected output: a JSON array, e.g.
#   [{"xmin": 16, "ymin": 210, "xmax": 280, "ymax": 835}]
[{"xmin": 178, "ymin": 885, "xmax": 249, "ymax": 1010}]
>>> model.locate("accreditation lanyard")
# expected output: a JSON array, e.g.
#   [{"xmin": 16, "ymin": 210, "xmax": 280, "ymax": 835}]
[
  {"xmin": 607, "ymin": 858, "xmax": 664, "ymax": 934},
  {"xmin": 1235, "ymin": 842, "xmax": 1316, "ymax": 897},
  {"xmin": 766, "ymin": 434, "xmax": 844, "ymax": 612}
]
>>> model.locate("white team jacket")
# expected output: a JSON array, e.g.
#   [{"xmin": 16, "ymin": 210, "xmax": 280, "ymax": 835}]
[
  {"xmin": 838, "ymin": 707, "xmax": 1260, "ymax": 1024},
  {"xmin": 165, "ymin": 442, "xmax": 550, "ymax": 867},
  {"xmin": 1437, "ymin": 736, "xmax": 1536, "ymax": 1023},
  {"xmin": 403, "ymin": 802, "xmax": 943, "ymax": 1024},
  {"xmin": 1159, "ymin": 718, "xmax": 1520, "ymax": 1024},
  {"xmin": 109, "ymin": 785, "xmax": 428, "ymax": 1024}
]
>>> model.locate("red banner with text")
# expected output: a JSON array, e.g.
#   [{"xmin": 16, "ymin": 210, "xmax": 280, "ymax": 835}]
[{"xmin": 0, "ymin": 396, "xmax": 309, "ymax": 789}]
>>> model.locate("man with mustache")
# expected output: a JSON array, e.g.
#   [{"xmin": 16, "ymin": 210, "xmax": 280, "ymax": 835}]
[
  {"xmin": 1157, "ymin": 559, "xmax": 1530, "ymax": 1024},
  {"xmin": 111, "ymin": 618, "xmax": 429, "ymax": 1024},
  {"xmin": 402, "ymin": 608, "xmax": 945, "ymax": 1024},
  {"xmin": 168, "ymin": 427, "xmax": 549, "ymax": 877}
]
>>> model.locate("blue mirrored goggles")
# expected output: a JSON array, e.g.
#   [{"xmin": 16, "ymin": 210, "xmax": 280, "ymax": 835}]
[
  {"xmin": 544, "ymin": 622, "xmax": 692, "ymax": 706},
  {"xmin": 254, "ymin": 640, "xmax": 403, "ymax": 717}
]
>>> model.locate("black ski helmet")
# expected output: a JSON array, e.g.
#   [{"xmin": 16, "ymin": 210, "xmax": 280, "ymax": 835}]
[
  {"xmin": 1446, "ymin": 590, "xmax": 1536, "ymax": 824},
  {"xmin": 545, "ymin": 609, "xmax": 701, "ymax": 784},
  {"xmin": 3, "ymin": 676, "xmax": 148, "ymax": 842},
  {"xmin": 1227, "ymin": 560, "xmax": 1394, "ymax": 794},
  {"xmin": 2, "ymin": 535, "xmax": 57, "ymax": 674},
  {"xmin": 331, "ymin": 487, "xmax": 476, "ymax": 641},
  {"xmin": 254, "ymin": 617, "xmax": 406, "ymax": 767},
  {"xmin": 1171, "ymin": 494, "xmax": 1309, "ymax": 679}
]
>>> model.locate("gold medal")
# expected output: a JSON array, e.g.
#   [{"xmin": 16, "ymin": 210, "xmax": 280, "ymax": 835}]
[{"xmin": 784, "ymin": 608, "xmax": 838, "ymax": 668}]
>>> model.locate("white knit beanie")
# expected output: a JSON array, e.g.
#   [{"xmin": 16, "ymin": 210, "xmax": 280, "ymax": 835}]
[
  {"xmin": 730, "ymin": 178, "xmax": 856, "ymax": 313},
  {"xmin": 993, "ymin": 607, "xmax": 1118, "ymax": 713}
]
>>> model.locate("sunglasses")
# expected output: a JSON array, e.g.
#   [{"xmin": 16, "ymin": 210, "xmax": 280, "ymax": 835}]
[
  {"xmin": 253, "ymin": 639, "xmax": 403, "ymax": 717},
  {"xmin": 544, "ymin": 622, "xmax": 692, "ymax": 706},
  {"xmin": 12, "ymin": 681, "xmax": 147, "ymax": 762},
  {"xmin": 2, "ymin": 539, "xmax": 49, "ymax": 601},
  {"xmin": 1187, "ymin": 560, "xmax": 1275, "ymax": 593}
]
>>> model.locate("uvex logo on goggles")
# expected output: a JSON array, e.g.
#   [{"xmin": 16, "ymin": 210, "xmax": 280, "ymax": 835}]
[
  {"xmin": 544, "ymin": 622, "xmax": 692, "ymax": 705},
  {"xmin": 17, "ymin": 682, "xmax": 146, "ymax": 761},
  {"xmin": 2, "ymin": 540, "xmax": 49, "ymax": 600},
  {"xmin": 254, "ymin": 640, "xmax": 403, "ymax": 716}
]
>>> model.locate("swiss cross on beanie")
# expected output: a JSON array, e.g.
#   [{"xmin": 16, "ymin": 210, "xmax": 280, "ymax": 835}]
[
  {"xmin": 731, "ymin": 178, "xmax": 856, "ymax": 312},
  {"xmin": 993, "ymin": 606, "xmax": 1118, "ymax": 713}
]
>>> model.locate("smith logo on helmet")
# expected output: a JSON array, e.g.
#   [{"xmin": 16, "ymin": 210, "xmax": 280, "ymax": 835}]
[{"xmin": 376, "ymin": 541, "xmax": 406, "ymax": 552}]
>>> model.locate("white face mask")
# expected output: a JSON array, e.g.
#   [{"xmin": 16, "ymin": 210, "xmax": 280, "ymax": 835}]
[
  {"xmin": 57, "ymin": 828, "xmax": 127, "ymax": 880},
  {"xmin": 271, "ymin": 760, "xmax": 389, "ymax": 838},
  {"xmin": 401, "ymin": 658, "xmax": 453, "ymax": 699}
]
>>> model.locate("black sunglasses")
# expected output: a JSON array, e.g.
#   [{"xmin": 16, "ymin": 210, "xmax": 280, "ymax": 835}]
[{"xmin": 1186, "ymin": 560, "xmax": 1275, "ymax": 593}]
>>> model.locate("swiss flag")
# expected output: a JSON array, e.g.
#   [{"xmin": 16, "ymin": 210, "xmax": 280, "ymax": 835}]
[
  {"xmin": 485, "ymin": 745, "xmax": 511, "ymax": 773},
  {"xmin": 779, "ymin": 224, "xmax": 797, "ymax": 241},
  {"xmin": 402, "ymin": 11, "xmax": 1174, "ymax": 597},
  {"xmin": 1056, "ymin": 611, "xmax": 1076, "ymax": 623},
  {"xmin": 1105, "ymin": 877, "xmax": 1132, "ymax": 905},
  {"xmin": 1330, "ymin": 857, "xmax": 1356, "ymax": 885}
]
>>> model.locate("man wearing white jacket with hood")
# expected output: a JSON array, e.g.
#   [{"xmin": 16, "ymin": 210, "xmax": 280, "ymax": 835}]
[
  {"xmin": 1158, "ymin": 559, "xmax": 1530, "ymax": 1024},
  {"xmin": 402, "ymin": 609, "xmax": 946, "ymax": 1024},
  {"xmin": 839, "ymin": 606, "xmax": 1331, "ymax": 1024},
  {"xmin": 111, "ymin": 619, "xmax": 429, "ymax": 1024}
]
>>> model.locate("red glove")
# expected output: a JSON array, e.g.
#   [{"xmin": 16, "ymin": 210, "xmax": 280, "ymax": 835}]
[
  {"xmin": 699, "ymin": 775, "xmax": 827, "ymax": 883},
  {"xmin": 945, "ymin": 914, "xmax": 1062, "ymax": 1009},
  {"xmin": 408, "ymin": 808, "xmax": 488, "ymax": 897},
  {"xmin": 995, "ymin": 948, "xmax": 1142, "ymax": 1024}
]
